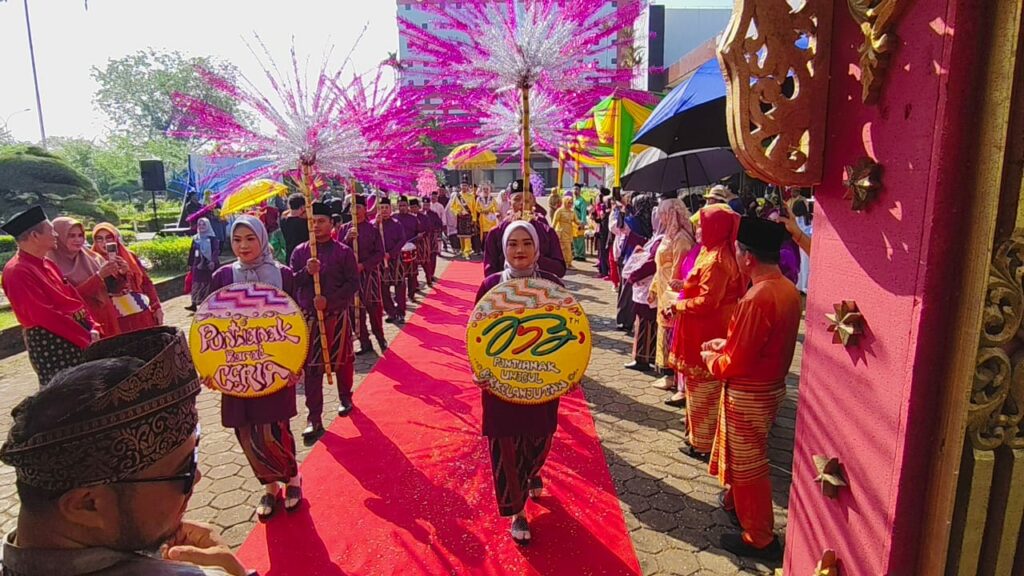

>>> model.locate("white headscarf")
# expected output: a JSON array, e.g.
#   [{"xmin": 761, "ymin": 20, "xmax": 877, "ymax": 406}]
[
  {"xmin": 230, "ymin": 215, "xmax": 283, "ymax": 287},
  {"xmin": 193, "ymin": 217, "xmax": 216, "ymax": 262},
  {"xmin": 500, "ymin": 220, "xmax": 541, "ymax": 282}
]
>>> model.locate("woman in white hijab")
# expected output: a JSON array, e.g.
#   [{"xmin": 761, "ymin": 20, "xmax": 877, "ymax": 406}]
[
  {"xmin": 472, "ymin": 220, "xmax": 565, "ymax": 546},
  {"xmin": 209, "ymin": 215, "xmax": 303, "ymax": 521}
]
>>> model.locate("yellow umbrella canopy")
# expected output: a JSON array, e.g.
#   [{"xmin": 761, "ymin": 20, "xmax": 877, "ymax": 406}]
[
  {"xmin": 444, "ymin": 143, "xmax": 498, "ymax": 170},
  {"xmin": 220, "ymin": 179, "xmax": 289, "ymax": 216}
]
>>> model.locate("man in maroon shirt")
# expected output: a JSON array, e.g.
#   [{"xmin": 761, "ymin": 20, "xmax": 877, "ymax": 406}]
[{"xmin": 290, "ymin": 202, "xmax": 360, "ymax": 443}]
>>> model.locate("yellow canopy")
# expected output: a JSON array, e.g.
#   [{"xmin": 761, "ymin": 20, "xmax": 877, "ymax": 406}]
[
  {"xmin": 220, "ymin": 179, "xmax": 289, "ymax": 216},
  {"xmin": 444, "ymin": 143, "xmax": 498, "ymax": 170}
]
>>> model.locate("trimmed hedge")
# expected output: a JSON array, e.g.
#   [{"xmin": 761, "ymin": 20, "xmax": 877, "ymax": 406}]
[{"xmin": 129, "ymin": 237, "xmax": 192, "ymax": 272}]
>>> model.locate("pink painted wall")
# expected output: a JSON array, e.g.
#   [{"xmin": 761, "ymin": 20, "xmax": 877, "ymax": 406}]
[{"xmin": 784, "ymin": 1, "xmax": 987, "ymax": 574}]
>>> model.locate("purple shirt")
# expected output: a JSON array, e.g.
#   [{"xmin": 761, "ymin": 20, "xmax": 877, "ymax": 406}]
[
  {"xmin": 394, "ymin": 212, "xmax": 421, "ymax": 242},
  {"xmin": 413, "ymin": 212, "xmax": 432, "ymax": 235},
  {"xmin": 374, "ymin": 217, "xmax": 407, "ymax": 258},
  {"xmin": 289, "ymin": 239, "xmax": 359, "ymax": 315},
  {"xmin": 474, "ymin": 270, "xmax": 564, "ymax": 438},
  {"xmin": 340, "ymin": 220, "xmax": 385, "ymax": 271},
  {"xmin": 210, "ymin": 265, "xmax": 298, "ymax": 428},
  {"xmin": 426, "ymin": 210, "xmax": 443, "ymax": 232},
  {"xmin": 779, "ymin": 238, "xmax": 801, "ymax": 285},
  {"xmin": 483, "ymin": 217, "xmax": 567, "ymax": 278}
]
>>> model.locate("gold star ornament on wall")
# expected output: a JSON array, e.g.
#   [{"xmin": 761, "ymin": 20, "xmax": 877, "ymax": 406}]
[{"xmin": 826, "ymin": 301, "xmax": 865, "ymax": 347}]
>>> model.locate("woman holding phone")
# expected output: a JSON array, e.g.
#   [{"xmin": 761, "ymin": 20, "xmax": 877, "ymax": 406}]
[{"xmin": 91, "ymin": 223, "xmax": 163, "ymax": 333}]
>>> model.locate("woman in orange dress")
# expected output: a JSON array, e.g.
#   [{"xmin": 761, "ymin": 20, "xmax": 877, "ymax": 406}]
[
  {"xmin": 91, "ymin": 223, "xmax": 163, "ymax": 333},
  {"xmin": 669, "ymin": 205, "xmax": 747, "ymax": 458}
]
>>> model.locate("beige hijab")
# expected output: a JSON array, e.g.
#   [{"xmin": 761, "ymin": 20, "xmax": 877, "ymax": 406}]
[{"xmin": 48, "ymin": 217, "xmax": 103, "ymax": 285}]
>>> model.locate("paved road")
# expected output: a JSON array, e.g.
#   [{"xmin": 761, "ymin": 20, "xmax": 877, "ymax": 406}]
[{"xmin": 0, "ymin": 254, "xmax": 798, "ymax": 575}]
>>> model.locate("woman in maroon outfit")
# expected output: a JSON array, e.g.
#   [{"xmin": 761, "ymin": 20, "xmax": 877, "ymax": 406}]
[
  {"xmin": 210, "ymin": 215, "xmax": 302, "ymax": 521},
  {"xmin": 473, "ymin": 220, "xmax": 565, "ymax": 546}
]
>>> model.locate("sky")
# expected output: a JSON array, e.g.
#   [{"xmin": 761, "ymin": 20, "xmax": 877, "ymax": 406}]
[
  {"xmin": 0, "ymin": 0, "xmax": 400, "ymax": 143},
  {"xmin": 0, "ymin": 0, "xmax": 730, "ymax": 143}
]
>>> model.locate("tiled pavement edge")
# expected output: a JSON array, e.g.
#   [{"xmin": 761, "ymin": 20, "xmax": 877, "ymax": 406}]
[{"xmin": 0, "ymin": 254, "xmax": 799, "ymax": 575}]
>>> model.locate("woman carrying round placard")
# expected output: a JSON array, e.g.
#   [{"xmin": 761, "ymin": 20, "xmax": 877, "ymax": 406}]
[
  {"xmin": 201, "ymin": 215, "xmax": 307, "ymax": 521},
  {"xmin": 468, "ymin": 220, "xmax": 592, "ymax": 546}
]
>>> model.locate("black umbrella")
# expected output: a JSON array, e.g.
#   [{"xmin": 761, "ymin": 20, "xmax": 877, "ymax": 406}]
[{"xmin": 621, "ymin": 147, "xmax": 742, "ymax": 194}]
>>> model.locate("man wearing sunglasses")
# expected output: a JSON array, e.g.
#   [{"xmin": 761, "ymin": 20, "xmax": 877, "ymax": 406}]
[{"xmin": 0, "ymin": 327, "xmax": 255, "ymax": 575}]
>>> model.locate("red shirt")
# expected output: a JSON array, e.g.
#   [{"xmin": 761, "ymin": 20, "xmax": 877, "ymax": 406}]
[
  {"xmin": 2, "ymin": 251, "xmax": 95, "ymax": 348},
  {"xmin": 706, "ymin": 271, "xmax": 802, "ymax": 386}
]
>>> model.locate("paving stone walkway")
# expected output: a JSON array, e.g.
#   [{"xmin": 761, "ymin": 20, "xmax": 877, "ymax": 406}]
[{"xmin": 0, "ymin": 253, "xmax": 800, "ymax": 575}]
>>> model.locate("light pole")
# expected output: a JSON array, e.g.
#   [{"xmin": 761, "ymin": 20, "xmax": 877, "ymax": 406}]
[
  {"xmin": 22, "ymin": 0, "xmax": 47, "ymax": 148},
  {"xmin": 2, "ymin": 108, "xmax": 31, "ymax": 137}
]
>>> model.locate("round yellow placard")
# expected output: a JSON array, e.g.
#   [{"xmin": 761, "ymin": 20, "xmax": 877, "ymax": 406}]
[
  {"xmin": 189, "ymin": 283, "xmax": 309, "ymax": 398},
  {"xmin": 466, "ymin": 277, "xmax": 592, "ymax": 405}
]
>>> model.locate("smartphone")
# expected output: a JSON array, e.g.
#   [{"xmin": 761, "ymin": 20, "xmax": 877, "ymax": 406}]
[
  {"xmin": 105, "ymin": 242, "xmax": 118, "ymax": 255},
  {"xmin": 792, "ymin": 199, "xmax": 809, "ymax": 218}
]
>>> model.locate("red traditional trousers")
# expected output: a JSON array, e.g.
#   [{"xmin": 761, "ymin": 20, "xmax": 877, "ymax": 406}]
[{"xmin": 710, "ymin": 381, "xmax": 786, "ymax": 548}]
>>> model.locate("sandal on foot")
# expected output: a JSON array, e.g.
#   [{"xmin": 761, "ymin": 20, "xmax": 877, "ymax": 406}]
[
  {"xmin": 257, "ymin": 493, "xmax": 277, "ymax": 521},
  {"xmin": 528, "ymin": 477, "xmax": 544, "ymax": 500},
  {"xmin": 510, "ymin": 516, "xmax": 531, "ymax": 546},
  {"xmin": 285, "ymin": 478, "xmax": 303, "ymax": 512}
]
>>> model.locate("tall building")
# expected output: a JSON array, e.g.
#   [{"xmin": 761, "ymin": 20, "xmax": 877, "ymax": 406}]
[{"xmin": 641, "ymin": 3, "xmax": 733, "ymax": 91}]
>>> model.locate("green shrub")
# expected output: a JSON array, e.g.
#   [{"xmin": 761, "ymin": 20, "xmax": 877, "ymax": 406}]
[
  {"xmin": 0, "ymin": 251, "xmax": 13, "ymax": 270},
  {"xmin": 0, "ymin": 237, "xmax": 13, "ymax": 253},
  {"xmin": 129, "ymin": 237, "xmax": 191, "ymax": 272}
]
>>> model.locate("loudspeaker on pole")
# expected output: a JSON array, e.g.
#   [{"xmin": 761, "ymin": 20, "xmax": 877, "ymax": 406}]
[{"xmin": 139, "ymin": 159, "xmax": 166, "ymax": 191}]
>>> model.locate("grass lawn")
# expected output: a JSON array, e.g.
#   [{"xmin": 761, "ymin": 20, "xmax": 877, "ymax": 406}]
[{"xmin": 0, "ymin": 309, "xmax": 15, "ymax": 331}]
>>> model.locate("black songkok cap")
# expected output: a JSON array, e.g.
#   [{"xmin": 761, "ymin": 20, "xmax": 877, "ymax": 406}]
[
  {"xmin": 737, "ymin": 217, "xmax": 787, "ymax": 255},
  {"xmin": 352, "ymin": 194, "xmax": 366, "ymax": 207},
  {"xmin": 409, "ymin": 198, "xmax": 421, "ymax": 207},
  {"xmin": 1, "ymin": 206, "xmax": 46, "ymax": 237},
  {"xmin": 377, "ymin": 197, "xmax": 392, "ymax": 206},
  {"xmin": 311, "ymin": 202, "xmax": 333, "ymax": 217},
  {"xmin": 398, "ymin": 195, "xmax": 410, "ymax": 204},
  {"xmin": 0, "ymin": 327, "xmax": 200, "ymax": 491}
]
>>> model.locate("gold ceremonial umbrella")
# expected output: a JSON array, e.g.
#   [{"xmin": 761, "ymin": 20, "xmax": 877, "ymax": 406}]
[
  {"xmin": 444, "ymin": 143, "xmax": 498, "ymax": 170},
  {"xmin": 219, "ymin": 179, "xmax": 289, "ymax": 216}
]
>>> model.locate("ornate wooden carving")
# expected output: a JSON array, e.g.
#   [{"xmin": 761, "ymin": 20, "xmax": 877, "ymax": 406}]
[
  {"xmin": 847, "ymin": 0, "xmax": 912, "ymax": 104},
  {"xmin": 967, "ymin": 233, "xmax": 1024, "ymax": 451},
  {"xmin": 718, "ymin": 0, "xmax": 833, "ymax": 186},
  {"xmin": 843, "ymin": 157, "xmax": 883, "ymax": 211}
]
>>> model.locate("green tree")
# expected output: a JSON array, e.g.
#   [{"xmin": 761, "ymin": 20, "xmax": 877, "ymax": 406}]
[
  {"xmin": 91, "ymin": 50, "xmax": 242, "ymax": 141},
  {"xmin": 0, "ymin": 146, "xmax": 116, "ymax": 223}
]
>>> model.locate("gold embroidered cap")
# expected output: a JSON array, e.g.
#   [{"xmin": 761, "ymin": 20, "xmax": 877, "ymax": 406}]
[{"xmin": 0, "ymin": 327, "xmax": 200, "ymax": 491}]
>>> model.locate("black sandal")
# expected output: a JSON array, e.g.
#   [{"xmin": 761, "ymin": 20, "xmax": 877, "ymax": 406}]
[
  {"xmin": 257, "ymin": 493, "xmax": 277, "ymax": 521},
  {"xmin": 284, "ymin": 478, "xmax": 303, "ymax": 512},
  {"xmin": 510, "ymin": 516, "xmax": 531, "ymax": 546}
]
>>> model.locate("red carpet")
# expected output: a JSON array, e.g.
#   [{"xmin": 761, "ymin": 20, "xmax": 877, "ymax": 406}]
[{"xmin": 237, "ymin": 261, "xmax": 641, "ymax": 576}]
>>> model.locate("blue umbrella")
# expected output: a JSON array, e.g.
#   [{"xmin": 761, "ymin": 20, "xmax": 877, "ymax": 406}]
[{"xmin": 632, "ymin": 58, "xmax": 728, "ymax": 154}]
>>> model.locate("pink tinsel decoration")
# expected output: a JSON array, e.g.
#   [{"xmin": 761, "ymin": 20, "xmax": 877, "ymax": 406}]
[
  {"xmin": 170, "ymin": 36, "xmax": 433, "ymax": 203},
  {"xmin": 398, "ymin": 0, "xmax": 649, "ymax": 157}
]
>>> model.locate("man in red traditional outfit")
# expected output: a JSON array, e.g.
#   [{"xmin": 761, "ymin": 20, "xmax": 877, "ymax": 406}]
[
  {"xmin": 1, "ymin": 206, "xmax": 100, "ymax": 387},
  {"xmin": 701, "ymin": 217, "xmax": 801, "ymax": 561}
]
